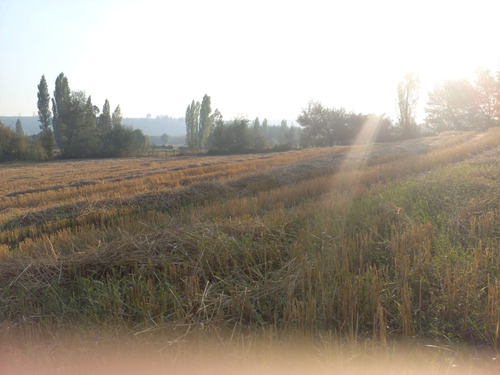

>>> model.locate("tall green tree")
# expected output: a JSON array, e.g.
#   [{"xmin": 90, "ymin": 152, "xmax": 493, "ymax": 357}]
[
  {"xmin": 51, "ymin": 74, "xmax": 102, "ymax": 157},
  {"xmin": 97, "ymin": 99, "xmax": 112, "ymax": 136},
  {"xmin": 185, "ymin": 95, "xmax": 217, "ymax": 150},
  {"xmin": 110, "ymin": 105, "xmax": 124, "ymax": 155},
  {"xmin": 37, "ymin": 74, "xmax": 54, "ymax": 156},
  {"xmin": 62, "ymin": 91, "xmax": 99, "ymax": 158},
  {"xmin": 52, "ymin": 73, "xmax": 71, "ymax": 153},
  {"xmin": 185, "ymin": 100, "xmax": 201, "ymax": 149},
  {"xmin": 112, "ymin": 105, "xmax": 122, "ymax": 128},
  {"xmin": 84, "ymin": 95, "xmax": 99, "ymax": 154},
  {"xmin": 198, "ymin": 94, "xmax": 214, "ymax": 149},
  {"xmin": 96, "ymin": 99, "xmax": 112, "ymax": 155}
]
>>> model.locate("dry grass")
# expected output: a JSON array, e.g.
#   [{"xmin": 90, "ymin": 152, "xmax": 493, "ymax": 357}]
[{"xmin": 1, "ymin": 129, "xmax": 499, "ymax": 366}]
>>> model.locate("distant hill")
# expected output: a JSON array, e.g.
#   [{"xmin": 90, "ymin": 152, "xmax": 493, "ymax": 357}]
[
  {"xmin": 0, "ymin": 116, "xmax": 186, "ymax": 137},
  {"xmin": 0, "ymin": 116, "xmax": 40, "ymax": 135},
  {"xmin": 123, "ymin": 117, "xmax": 185, "ymax": 136}
]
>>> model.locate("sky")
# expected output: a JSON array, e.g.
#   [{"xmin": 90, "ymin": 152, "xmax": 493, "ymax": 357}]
[{"xmin": 1, "ymin": 0, "xmax": 500, "ymax": 123}]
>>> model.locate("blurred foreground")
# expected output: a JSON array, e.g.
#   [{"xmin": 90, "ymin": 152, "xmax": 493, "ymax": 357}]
[{"xmin": 1, "ymin": 329, "xmax": 498, "ymax": 375}]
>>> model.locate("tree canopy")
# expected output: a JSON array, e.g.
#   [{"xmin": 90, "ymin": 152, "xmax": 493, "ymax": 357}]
[
  {"xmin": 47, "ymin": 73, "xmax": 149, "ymax": 159},
  {"xmin": 16, "ymin": 73, "xmax": 150, "ymax": 161},
  {"xmin": 297, "ymin": 102, "xmax": 396, "ymax": 147},
  {"xmin": 424, "ymin": 68, "xmax": 500, "ymax": 132}
]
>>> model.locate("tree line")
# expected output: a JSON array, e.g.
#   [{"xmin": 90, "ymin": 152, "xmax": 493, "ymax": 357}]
[
  {"xmin": 206, "ymin": 117, "xmax": 300, "ymax": 154},
  {"xmin": 185, "ymin": 65, "xmax": 500, "ymax": 152},
  {"xmin": 0, "ymin": 74, "xmax": 149, "ymax": 162},
  {"xmin": 42, "ymin": 73, "xmax": 149, "ymax": 158},
  {"xmin": 2, "ymin": 65, "xmax": 498, "ymax": 162},
  {"xmin": 184, "ymin": 96, "xmax": 393, "ymax": 151},
  {"xmin": 298, "ymin": 67, "xmax": 500, "ymax": 148},
  {"xmin": 184, "ymin": 95, "xmax": 300, "ymax": 154}
]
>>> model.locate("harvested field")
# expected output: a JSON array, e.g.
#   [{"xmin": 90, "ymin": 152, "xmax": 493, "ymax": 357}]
[
  {"xmin": 0, "ymin": 129, "xmax": 499, "ymax": 374},
  {"xmin": 0, "ymin": 132, "xmax": 485, "ymax": 249}
]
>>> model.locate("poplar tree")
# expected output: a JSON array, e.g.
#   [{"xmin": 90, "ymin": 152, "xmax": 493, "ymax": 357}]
[
  {"xmin": 52, "ymin": 73, "xmax": 71, "ymax": 153},
  {"xmin": 112, "ymin": 105, "xmax": 122, "ymax": 128},
  {"xmin": 110, "ymin": 105, "xmax": 124, "ymax": 155},
  {"xmin": 198, "ymin": 94, "xmax": 214, "ymax": 149},
  {"xmin": 185, "ymin": 95, "xmax": 217, "ymax": 150},
  {"xmin": 97, "ymin": 99, "xmax": 112, "ymax": 155},
  {"xmin": 37, "ymin": 74, "xmax": 55, "ymax": 156},
  {"xmin": 185, "ymin": 100, "xmax": 200, "ymax": 149},
  {"xmin": 97, "ymin": 99, "xmax": 112, "ymax": 136},
  {"xmin": 82, "ymin": 95, "xmax": 99, "ymax": 155}
]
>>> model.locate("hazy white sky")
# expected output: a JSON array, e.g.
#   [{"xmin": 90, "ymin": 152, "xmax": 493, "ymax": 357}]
[{"xmin": 1, "ymin": 0, "xmax": 499, "ymax": 122}]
